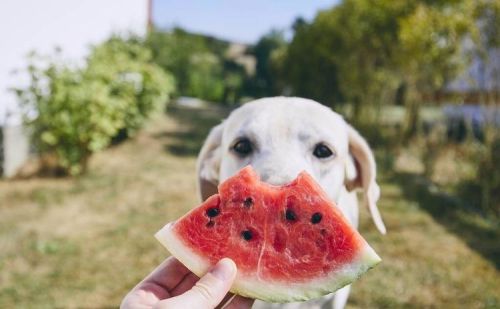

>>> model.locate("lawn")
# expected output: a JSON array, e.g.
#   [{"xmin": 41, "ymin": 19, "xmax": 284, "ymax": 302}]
[{"xmin": 0, "ymin": 106, "xmax": 498, "ymax": 308}]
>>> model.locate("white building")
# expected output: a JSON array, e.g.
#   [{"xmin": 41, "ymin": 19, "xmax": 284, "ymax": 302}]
[
  {"xmin": 0, "ymin": 0, "xmax": 150, "ymax": 177},
  {"xmin": 446, "ymin": 47, "xmax": 500, "ymax": 104}
]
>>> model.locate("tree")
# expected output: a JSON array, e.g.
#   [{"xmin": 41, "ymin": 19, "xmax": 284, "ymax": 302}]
[
  {"xmin": 284, "ymin": 17, "xmax": 344, "ymax": 107},
  {"xmin": 146, "ymin": 28, "xmax": 247, "ymax": 104},
  {"xmin": 283, "ymin": 0, "xmax": 478, "ymax": 130},
  {"xmin": 248, "ymin": 30, "xmax": 287, "ymax": 97},
  {"xmin": 473, "ymin": 0, "xmax": 500, "ymax": 104},
  {"xmin": 147, "ymin": 28, "xmax": 212, "ymax": 97},
  {"xmin": 397, "ymin": 0, "xmax": 477, "ymax": 137},
  {"xmin": 284, "ymin": 0, "xmax": 407, "ymax": 120},
  {"xmin": 186, "ymin": 52, "xmax": 224, "ymax": 102}
]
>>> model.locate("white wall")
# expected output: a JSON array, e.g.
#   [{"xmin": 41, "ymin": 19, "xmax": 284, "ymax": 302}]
[
  {"xmin": 2, "ymin": 125, "xmax": 30, "ymax": 177},
  {"xmin": 0, "ymin": 0, "xmax": 148, "ymax": 125}
]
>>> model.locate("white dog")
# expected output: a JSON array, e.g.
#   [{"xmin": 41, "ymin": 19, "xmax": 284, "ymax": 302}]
[{"xmin": 196, "ymin": 97, "xmax": 386, "ymax": 309}]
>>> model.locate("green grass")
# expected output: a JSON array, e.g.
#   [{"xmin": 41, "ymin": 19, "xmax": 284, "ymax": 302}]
[{"xmin": 0, "ymin": 107, "xmax": 498, "ymax": 308}]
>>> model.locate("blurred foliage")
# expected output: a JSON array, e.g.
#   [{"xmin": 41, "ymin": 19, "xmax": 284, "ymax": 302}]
[
  {"xmin": 421, "ymin": 125, "xmax": 500, "ymax": 219},
  {"xmin": 398, "ymin": 1, "xmax": 478, "ymax": 137},
  {"xmin": 286, "ymin": 1, "xmax": 410, "ymax": 120},
  {"xmin": 146, "ymin": 28, "xmax": 245, "ymax": 104},
  {"xmin": 282, "ymin": 0, "xmax": 489, "ymax": 129},
  {"xmin": 283, "ymin": 17, "xmax": 344, "ymax": 107},
  {"xmin": 476, "ymin": 127, "xmax": 500, "ymax": 218},
  {"xmin": 246, "ymin": 30, "xmax": 287, "ymax": 97},
  {"xmin": 474, "ymin": 0, "xmax": 500, "ymax": 49},
  {"xmin": 144, "ymin": 0, "xmax": 499, "ymax": 117},
  {"xmin": 146, "ymin": 28, "xmax": 288, "ymax": 104},
  {"xmin": 15, "ymin": 36, "xmax": 174, "ymax": 175},
  {"xmin": 187, "ymin": 53, "xmax": 225, "ymax": 102},
  {"xmin": 87, "ymin": 36, "xmax": 174, "ymax": 134}
]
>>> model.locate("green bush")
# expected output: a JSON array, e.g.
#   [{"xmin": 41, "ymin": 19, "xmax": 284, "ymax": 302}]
[
  {"xmin": 146, "ymin": 29, "xmax": 246, "ymax": 104},
  {"xmin": 186, "ymin": 53, "xmax": 225, "ymax": 103},
  {"xmin": 87, "ymin": 36, "xmax": 174, "ymax": 134},
  {"xmin": 16, "ymin": 36, "xmax": 174, "ymax": 175}
]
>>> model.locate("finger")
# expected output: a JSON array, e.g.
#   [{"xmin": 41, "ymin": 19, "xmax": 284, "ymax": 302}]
[
  {"xmin": 143, "ymin": 257, "xmax": 192, "ymax": 291},
  {"xmin": 156, "ymin": 258, "xmax": 237, "ymax": 309},
  {"xmin": 121, "ymin": 257, "xmax": 193, "ymax": 309},
  {"xmin": 221, "ymin": 295, "xmax": 255, "ymax": 309},
  {"xmin": 170, "ymin": 273, "xmax": 199, "ymax": 296}
]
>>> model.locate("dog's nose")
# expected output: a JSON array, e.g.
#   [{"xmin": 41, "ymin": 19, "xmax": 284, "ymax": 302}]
[{"xmin": 259, "ymin": 169, "xmax": 298, "ymax": 186}]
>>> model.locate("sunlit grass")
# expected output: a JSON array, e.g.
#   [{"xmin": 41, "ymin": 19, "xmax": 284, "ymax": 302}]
[{"xmin": 0, "ymin": 108, "xmax": 498, "ymax": 308}]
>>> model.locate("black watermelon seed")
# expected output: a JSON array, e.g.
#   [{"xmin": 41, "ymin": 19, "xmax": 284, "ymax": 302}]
[
  {"xmin": 311, "ymin": 212, "xmax": 323, "ymax": 224},
  {"xmin": 206, "ymin": 208, "xmax": 220, "ymax": 218},
  {"xmin": 241, "ymin": 230, "xmax": 253, "ymax": 241},
  {"xmin": 243, "ymin": 197, "xmax": 253, "ymax": 208},
  {"xmin": 285, "ymin": 209, "xmax": 297, "ymax": 221},
  {"xmin": 206, "ymin": 221, "xmax": 215, "ymax": 228}
]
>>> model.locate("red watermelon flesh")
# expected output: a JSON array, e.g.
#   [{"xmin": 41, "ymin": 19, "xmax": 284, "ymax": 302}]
[{"xmin": 155, "ymin": 166, "xmax": 381, "ymax": 302}]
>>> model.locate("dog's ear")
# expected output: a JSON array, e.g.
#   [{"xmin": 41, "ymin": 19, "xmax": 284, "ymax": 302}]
[
  {"xmin": 196, "ymin": 122, "xmax": 225, "ymax": 202},
  {"xmin": 344, "ymin": 125, "xmax": 386, "ymax": 234}
]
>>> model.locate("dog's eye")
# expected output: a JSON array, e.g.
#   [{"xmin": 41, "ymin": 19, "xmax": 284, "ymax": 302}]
[
  {"xmin": 232, "ymin": 138, "xmax": 253, "ymax": 156},
  {"xmin": 313, "ymin": 143, "xmax": 334, "ymax": 159}
]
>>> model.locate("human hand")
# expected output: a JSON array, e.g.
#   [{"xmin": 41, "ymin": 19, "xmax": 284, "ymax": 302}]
[{"xmin": 121, "ymin": 257, "xmax": 254, "ymax": 309}]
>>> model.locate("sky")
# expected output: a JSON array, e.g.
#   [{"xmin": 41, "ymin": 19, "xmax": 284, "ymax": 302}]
[{"xmin": 152, "ymin": 0, "xmax": 339, "ymax": 44}]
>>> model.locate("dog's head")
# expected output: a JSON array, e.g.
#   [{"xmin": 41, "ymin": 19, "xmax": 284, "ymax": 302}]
[{"xmin": 196, "ymin": 97, "xmax": 386, "ymax": 234}]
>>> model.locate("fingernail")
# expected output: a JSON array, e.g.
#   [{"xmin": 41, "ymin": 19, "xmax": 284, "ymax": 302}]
[{"xmin": 210, "ymin": 258, "xmax": 236, "ymax": 281}]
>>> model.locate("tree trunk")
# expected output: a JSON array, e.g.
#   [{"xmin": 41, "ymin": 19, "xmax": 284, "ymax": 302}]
[
  {"xmin": 403, "ymin": 83, "xmax": 421, "ymax": 140},
  {"xmin": 351, "ymin": 98, "xmax": 362, "ymax": 125}
]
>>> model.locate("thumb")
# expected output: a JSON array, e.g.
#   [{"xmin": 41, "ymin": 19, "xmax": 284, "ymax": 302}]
[{"xmin": 156, "ymin": 258, "xmax": 237, "ymax": 309}]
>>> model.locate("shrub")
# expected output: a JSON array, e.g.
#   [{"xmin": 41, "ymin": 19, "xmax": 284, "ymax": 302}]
[
  {"xmin": 475, "ymin": 127, "xmax": 500, "ymax": 218},
  {"xmin": 16, "ymin": 36, "xmax": 174, "ymax": 175},
  {"xmin": 87, "ymin": 36, "xmax": 174, "ymax": 134},
  {"xmin": 417, "ymin": 122, "xmax": 499, "ymax": 219}
]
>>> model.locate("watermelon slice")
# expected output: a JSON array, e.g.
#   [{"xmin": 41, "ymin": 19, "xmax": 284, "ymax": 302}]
[{"xmin": 155, "ymin": 166, "xmax": 381, "ymax": 303}]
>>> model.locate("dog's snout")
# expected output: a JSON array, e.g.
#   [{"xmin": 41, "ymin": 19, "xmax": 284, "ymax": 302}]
[
  {"xmin": 259, "ymin": 169, "xmax": 298, "ymax": 186},
  {"xmin": 253, "ymin": 153, "xmax": 307, "ymax": 186}
]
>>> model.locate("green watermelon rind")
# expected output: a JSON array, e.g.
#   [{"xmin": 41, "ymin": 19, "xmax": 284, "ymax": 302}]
[{"xmin": 155, "ymin": 222, "xmax": 381, "ymax": 303}]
